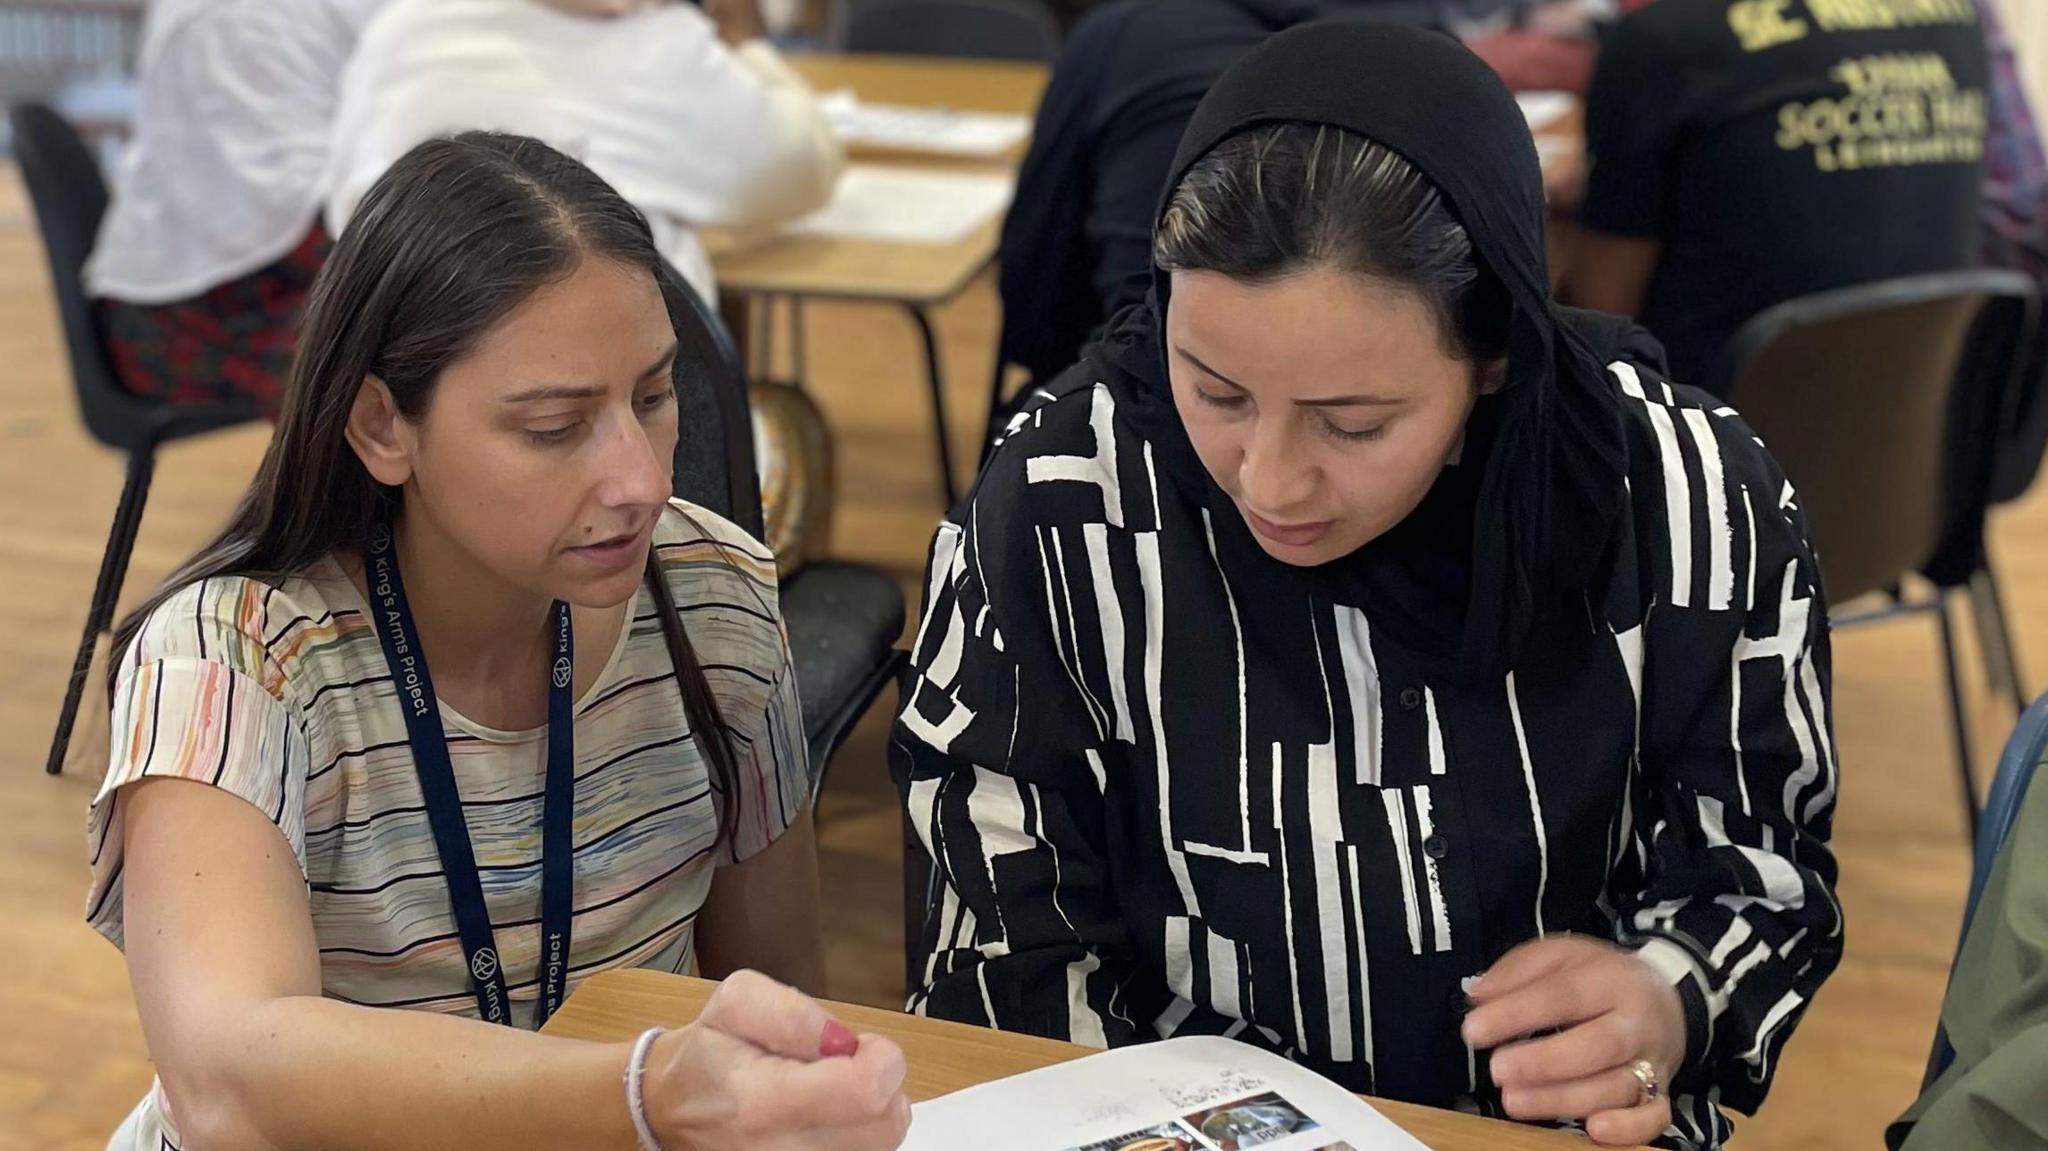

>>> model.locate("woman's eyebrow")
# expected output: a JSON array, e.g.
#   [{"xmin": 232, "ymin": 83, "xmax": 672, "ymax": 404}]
[
  {"xmin": 501, "ymin": 383, "xmax": 606, "ymax": 404},
  {"xmin": 1178, "ymin": 345, "xmax": 1399, "ymax": 407},
  {"xmin": 640, "ymin": 344, "xmax": 679, "ymax": 380},
  {"xmin": 1295, "ymin": 392, "xmax": 1402, "ymax": 408},
  {"xmin": 1177, "ymin": 346, "xmax": 1249, "ymax": 391},
  {"xmin": 501, "ymin": 344, "xmax": 679, "ymax": 403}
]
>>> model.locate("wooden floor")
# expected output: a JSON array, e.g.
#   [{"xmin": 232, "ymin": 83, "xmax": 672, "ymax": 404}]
[{"xmin": 3, "ymin": 161, "xmax": 2041, "ymax": 1150}]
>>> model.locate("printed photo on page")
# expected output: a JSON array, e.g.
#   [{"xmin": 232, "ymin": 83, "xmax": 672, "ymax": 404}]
[
  {"xmin": 1065, "ymin": 1121, "xmax": 1203, "ymax": 1151},
  {"xmin": 1182, "ymin": 1091, "xmax": 1322, "ymax": 1149},
  {"xmin": 905, "ymin": 1036, "xmax": 1428, "ymax": 1151}
]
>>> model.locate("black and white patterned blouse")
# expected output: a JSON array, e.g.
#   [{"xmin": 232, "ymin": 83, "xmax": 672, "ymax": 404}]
[{"xmin": 894, "ymin": 358, "xmax": 1841, "ymax": 1149}]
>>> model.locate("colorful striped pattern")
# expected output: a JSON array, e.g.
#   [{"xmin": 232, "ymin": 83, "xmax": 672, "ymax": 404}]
[{"xmin": 86, "ymin": 500, "xmax": 805, "ymax": 1150}]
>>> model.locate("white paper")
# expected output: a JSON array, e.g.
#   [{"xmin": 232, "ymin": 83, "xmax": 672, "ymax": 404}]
[
  {"xmin": 785, "ymin": 164, "xmax": 1016, "ymax": 245},
  {"xmin": 819, "ymin": 89, "xmax": 1033, "ymax": 158},
  {"xmin": 1516, "ymin": 90, "xmax": 1576, "ymax": 133},
  {"xmin": 901, "ymin": 1036, "xmax": 1432, "ymax": 1151}
]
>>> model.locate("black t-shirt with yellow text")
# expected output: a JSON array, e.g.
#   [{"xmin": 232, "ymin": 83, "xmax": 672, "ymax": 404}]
[{"xmin": 1582, "ymin": 0, "xmax": 1989, "ymax": 389}]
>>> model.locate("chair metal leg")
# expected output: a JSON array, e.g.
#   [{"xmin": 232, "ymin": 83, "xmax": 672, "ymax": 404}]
[
  {"xmin": 905, "ymin": 304, "xmax": 959, "ymax": 509},
  {"xmin": 1934, "ymin": 594, "xmax": 1980, "ymax": 846},
  {"xmin": 47, "ymin": 451, "xmax": 156, "ymax": 775},
  {"xmin": 1969, "ymin": 563, "xmax": 2029, "ymax": 713},
  {"xmin": 747, "ymin": 295, "xmax": 771, "ymax": 382}
]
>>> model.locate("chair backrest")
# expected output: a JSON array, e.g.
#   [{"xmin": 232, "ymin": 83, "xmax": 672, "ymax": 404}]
[
  {"xmin": 1920, "ymin": 284, "xmax": 2042, "ymax": 587},
  {"xmin": 1926, "ymin": 687, "xmax": 2048, "ymax": 1082},
  {"xmin": 1989, "ymin": 283, "xmax": 2048, "ymax": 507},
  {"xmin": 844, "ymin": 0, "xmax": 1060, "ymax": 61},
  {"xmin": 661, "ymin": 266, "xmax": 764, "ymax": 541},
  {"xmin": 8, "ymin": 102, "xmax": 132, "ymax": 447},
  {"xmin": 1717, "ymin": 271, "xmax": 2038, "ymax": 607}
]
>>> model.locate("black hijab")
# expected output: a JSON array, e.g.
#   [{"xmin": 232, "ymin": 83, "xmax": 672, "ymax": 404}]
[{"xmin": 1093, "ymin": 19, "xmax": 1632, "ymax": 681}]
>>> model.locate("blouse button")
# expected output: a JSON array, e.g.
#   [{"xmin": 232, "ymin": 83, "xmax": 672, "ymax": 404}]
[
  {"xmin": 1398, "ymin": 687, "xmax": 1423, "ymax": 711},
  {"xmin": 1423, "ymin": 834, "xmax": 1450, "ymax": 860}
]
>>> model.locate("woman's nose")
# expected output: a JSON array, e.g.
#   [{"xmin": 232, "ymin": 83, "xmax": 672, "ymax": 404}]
[
  {"xmin": 1238, "ymin": 418, "xmax": 1316, "ymax": 512},
  {"xmin": 595, "ymin": 414, "xmax": 671, "ymax": 509}
]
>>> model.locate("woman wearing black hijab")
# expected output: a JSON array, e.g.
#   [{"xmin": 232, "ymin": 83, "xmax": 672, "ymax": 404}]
[{"xmin": 895, "ymin": 22, "xmax": 1839, "ymax": 1149}]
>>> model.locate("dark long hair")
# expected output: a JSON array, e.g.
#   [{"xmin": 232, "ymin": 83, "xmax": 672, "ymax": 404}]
[
  {"xmin": 110, "ymin": 132, "xmax": 743, "ymax": 841},
  {"xmin": 1153, "ymin": 122, "xmax": 1511, "ymax": 367}
]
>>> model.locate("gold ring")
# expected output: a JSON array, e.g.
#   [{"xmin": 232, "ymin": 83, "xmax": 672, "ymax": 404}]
[{"xmin": 1627, "ymin": 1059, "xmax": 1661, "ymax": 1104}]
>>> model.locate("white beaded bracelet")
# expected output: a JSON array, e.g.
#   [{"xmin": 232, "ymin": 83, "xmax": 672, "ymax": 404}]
[{"xmin": 625, "ymin": 1027, "xmax": 668, "ymax": 1151}]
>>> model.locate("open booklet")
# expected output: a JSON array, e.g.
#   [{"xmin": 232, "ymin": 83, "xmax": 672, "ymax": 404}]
[
  {"xmin": 817, "ymin": 89, "xmax": 1033, "ymax": 158},
  {"xmin": 902, "ymin": 1036, "xmax": 1432, "ymax": 1151}
]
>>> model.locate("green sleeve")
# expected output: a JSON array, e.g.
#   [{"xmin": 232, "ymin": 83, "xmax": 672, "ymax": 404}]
[{"xmin": 1892, "ymin": 771, "xmax": 2048, "ymax": 1150}]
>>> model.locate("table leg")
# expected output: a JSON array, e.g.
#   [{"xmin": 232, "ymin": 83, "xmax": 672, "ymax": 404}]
[
  {"xmin": 789, "ymin": 297, "xmax": 809, "ymax": 386},
  {"xmin": 906, "ymin": 304, "xmax": 959, "ymax": 508},
  {"xmin": 751, "ymin": 295, "xmax": 774, "ymax": 381},
  {"xmin": 718, "ymin": 291, "xmax": 754, "ymax": 376}
]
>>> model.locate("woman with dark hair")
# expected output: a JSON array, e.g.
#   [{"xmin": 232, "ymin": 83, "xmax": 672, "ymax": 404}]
[
  {"xmin": 87, "ymin": 132, "xmax": 910, "ymax": 1151},
  {"xmin": 899, "ymin": 22, "xmax": 1839, "ymax": 1149}
]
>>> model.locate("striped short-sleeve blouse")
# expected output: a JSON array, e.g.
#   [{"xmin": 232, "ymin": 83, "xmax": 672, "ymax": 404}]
[{"xmin": 84, "ymin": 499, "xmax": 807, "ymax": 1151}]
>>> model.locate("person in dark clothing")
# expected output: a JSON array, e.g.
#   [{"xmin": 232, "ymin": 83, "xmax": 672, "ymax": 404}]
[
  {"xmin": 995, "ymin": 0, "xmax": 1591, "ymax": 401},
  {"xmin": 905, "ymin": 24, "xmax": 1839, "ymax": 1150},
  {"xmin": 1565, "ymin": 0, "xmax": 1991, "ymax": 389}
]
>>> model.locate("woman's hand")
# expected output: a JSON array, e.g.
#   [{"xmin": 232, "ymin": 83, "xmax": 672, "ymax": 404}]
[
  {"xmin": 645, "ymin": 970, "xmax": 913, "ymax": 1151},
  {"xmin": 1462, "ymin": 936, "xmax": 1687, "ymax": 1147}
]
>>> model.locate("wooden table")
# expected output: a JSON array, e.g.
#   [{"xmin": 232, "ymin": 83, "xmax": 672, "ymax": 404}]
[
  {"xmin": 545, "ymin": 969, "xmax": 1638, "ymax": 1151},
  {"xmin": 712, "ymin": 54, "xmax": 1049, "ymax": 507}
]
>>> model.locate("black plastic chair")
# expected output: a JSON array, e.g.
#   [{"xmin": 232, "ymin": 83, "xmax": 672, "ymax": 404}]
[
  {"xmin": 1711, "ymin": 270, "xmax": 2041, "ymax": 845},
  {"xmin": 13, "ymin": 103, "xmax": 266, "ymax": 777},
  {"xmin": 1938, "ymin": 285, "xmax": 2048, "ymax": 717},
  {"xmin": 660, "ymin": 269, "xmax": 906, "ymax": 798},
  {"xmin": 1924, "ymin": 686, "xmax": 2048, "ymax": 1083},
  {"xmin": 843, "ymin": 0, "xmax": 1060, "ymax": 61},
  {"xmin": 1987, "ymin": 288, "xmax": 2048, "ymax": 510}
]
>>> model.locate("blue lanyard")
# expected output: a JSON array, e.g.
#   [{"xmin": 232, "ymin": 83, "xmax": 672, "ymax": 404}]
[{"xmin": 365, "ymin": 524, "xmax": 576, "ymax": 1029}]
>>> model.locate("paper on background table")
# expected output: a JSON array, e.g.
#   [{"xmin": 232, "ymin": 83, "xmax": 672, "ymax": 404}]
[
  {"xmin": 819, "ymin": 89, "xmax": 1033, "ymax": 158},
  {"xmin": 1516, "ymin": 90, "xmax": 1576, "ymax": 133},
  {"xmin": 900, "ymin": 1036, "xmax": 1430, "ymax": 1151},
  {"xmin": 786, "ymin": 164, "xmax": 1017, "ymax": 245}
]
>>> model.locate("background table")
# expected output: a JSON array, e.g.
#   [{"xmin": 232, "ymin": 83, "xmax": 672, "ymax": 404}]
[
  {"xmin": 544, "ymin": 969, "xmax": 1646, "ymax": 1151},
  {"xmin": 710, "ymin": 54, "xmax": 1049, "ymax": 507}
]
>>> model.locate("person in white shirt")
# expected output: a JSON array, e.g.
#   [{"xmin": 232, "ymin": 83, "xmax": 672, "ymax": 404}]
[
  {"xmin": 84, "ymin": 0, "xmax": 384, "ymax": 415},
  {"xmin": 85, "ymin": 0, "xmax": 661, "ymax": 417},
  {"xmin": 323, "ymin": 0, "xmax": 845, "ymax": 307}
]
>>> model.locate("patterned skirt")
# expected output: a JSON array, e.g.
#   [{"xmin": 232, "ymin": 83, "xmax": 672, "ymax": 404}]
[{"xmin": 95, "ymin": 224, "xmax": 331, "ymax": 417}]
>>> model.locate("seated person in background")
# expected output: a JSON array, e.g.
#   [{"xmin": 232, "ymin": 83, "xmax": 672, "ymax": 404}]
[
  {"xmin": 998, "ymin": 0, "xmax": 1606, "ymax": 398},
  {"xmin": 1888, "ymin": 754, "xmax": 2048, "ymax": 1150},
  {"xmin": 89, "ymin": 132, "xmax": 907, "ymax": 1151},
  {"xmin": 901, "ymin": 24, "xmax": 1839, "ymax": 1150},
  {"xmin": 1563, "ymin": 0, "xmax": 1990, "ymax": 390},
  {"xmin": 83, "ymin": 0, "xmax": 386, "ymax": 416},
  {"xmin": 1978, "ymin": 0, "xmax": 2048, "ymax": 279},
  {"xmin": 322, "ymin": 0, "xmax": 842, "ymax": 307},
  {"xmin": 84, "ymin": 0, "xmax": 641, "ymax": 416}
]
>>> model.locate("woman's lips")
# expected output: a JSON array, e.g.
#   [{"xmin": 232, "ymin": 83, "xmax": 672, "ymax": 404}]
[
  {"xmin": 1243, "ymin": 508, "xmax": 1332, "ymax": 548},
  {"xmin": 569, "ymin": 526, "xmax": 647, "ymax": 570}
]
